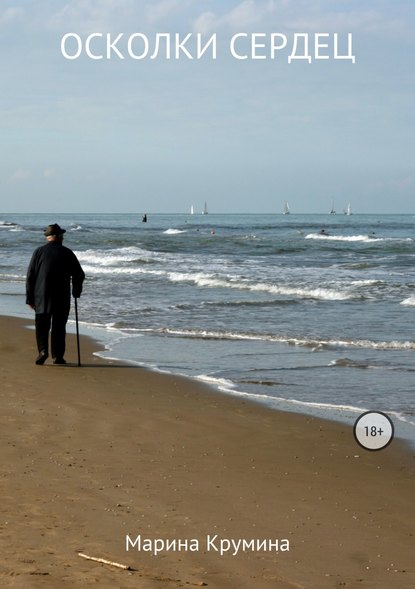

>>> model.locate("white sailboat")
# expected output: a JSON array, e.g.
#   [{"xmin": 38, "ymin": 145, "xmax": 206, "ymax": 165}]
[
  {"xmin": 329, "ymin": 200, "xmax": 336, "ymax": 214},
  {"xmin": 202, "ymin": 201, "xmax": 208, "ymax": 215},
  {"xmin": 344, "ymin": 203, "xmax": 352, "ymax": 215},
  {"xmin": 283, "ymin": 201, "xmax": 290, "ymax": 215},
  {"xmin": 190, "ymin": 205, "xmax": 194, "ymax": 215}
]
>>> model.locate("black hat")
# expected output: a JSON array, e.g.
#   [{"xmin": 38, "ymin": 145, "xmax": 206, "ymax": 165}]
[{"xmin": 44, "ymin": 223, "xmax": 66, "ymax": 237}]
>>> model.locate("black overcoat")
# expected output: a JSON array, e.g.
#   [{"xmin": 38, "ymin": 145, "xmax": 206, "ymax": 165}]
[{"xmin": 26, "ymin": 242, "xmax": 85, "ymax": 314}]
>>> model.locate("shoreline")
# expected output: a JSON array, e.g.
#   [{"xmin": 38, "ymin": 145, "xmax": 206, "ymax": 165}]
[
  {"xmin": 36, "ymin": 314, "xmax": 415, "ymax": 457},
  {"xmin": 71, "ymin": 318, "xmax": 415, "ymax": 450},
  {"xmin": 2, "ymin": 297, "xmax": 415, "ymax": 446},
  {"xmin": 1, "ymin": 314, "xmax": 415, "ymax": 588}
]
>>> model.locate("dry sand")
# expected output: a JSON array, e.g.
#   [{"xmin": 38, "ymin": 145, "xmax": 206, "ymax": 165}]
[{"xmin": 0, "ymin": 315, "xmax": 414, "ymax": 588}]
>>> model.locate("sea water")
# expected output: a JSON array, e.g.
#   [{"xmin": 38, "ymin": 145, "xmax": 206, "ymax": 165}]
[{"xmin": 1, "ymin": 213, "xmax": 414, "ymax": 444}]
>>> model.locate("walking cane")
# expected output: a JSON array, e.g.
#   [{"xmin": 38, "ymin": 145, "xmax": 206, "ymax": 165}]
[{"xmin": 74, "ymin": 297, "xmax": 81, "ymax": 367}]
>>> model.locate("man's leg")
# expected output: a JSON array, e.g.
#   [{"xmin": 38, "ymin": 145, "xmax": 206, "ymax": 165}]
[
  {"xmin": 51, "ymin": 310, "xmax": 69, "ymax": 363},
  {"xmin": 35, "ymin": 313, "xmax": 51, "ymax": 364}
]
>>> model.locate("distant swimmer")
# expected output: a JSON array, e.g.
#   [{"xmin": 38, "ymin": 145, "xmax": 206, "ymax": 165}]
[
  {"xmin": 142, "ymin": 214, "xmax": 147, "ymax": 223},
  {"xmin": 319, "ymin": 228, "xmax": 329, "ymax": 236}
]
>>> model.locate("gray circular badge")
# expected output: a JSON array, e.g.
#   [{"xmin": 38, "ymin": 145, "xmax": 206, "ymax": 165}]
[{"xmin": 353, "ymin": 411, "xmax": 394, "ymax": 451}]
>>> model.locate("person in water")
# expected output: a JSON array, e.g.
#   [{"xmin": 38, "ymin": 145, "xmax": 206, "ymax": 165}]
[{"xmin": 26, "ymin": 224, "xmax": 85, "ymax": 365}]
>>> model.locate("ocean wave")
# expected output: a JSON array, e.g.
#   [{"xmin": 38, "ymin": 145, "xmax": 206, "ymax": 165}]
[
  {"xmin": 305, "ymin": 233, "xmax": 412, "ymax": 243},
  {"xmin": 76, "ymin": 246, "xmax": 163, "ymax": 267},
  {"xmin": 0, "ymin": 221, "xmax": 19, "ymax": 228},
  {"xmin": 388, "ymin": 411, "xmax": 415, "ymax": 427},
  {"xmin": 163, "ymin": 228, "xmax": 187, "ymax": 235},
  {"xmin": 68, "ymin": 319, "xmax": 123, "ymax": 332},
  {"xmin": 0, "ymin": 273, "xmax": 25, "ymax": 281},
  {"xmin": 195, "ymin": 374, "xmax": 236, "ymax": 389},
  {"xmin": 225, "ymin": 387, "xmax": 367, "ymax": 415},
  {"xmin": 147, "ymin": 327, "xmax": 415, "ymax": 351},
  {"xmin": 328, "ymin": 358, "xmax": 372, "ymax": 369},
  {"xmin": 349, "ymin": 279, "xmax": 384, "ymax": 286},
  {"xmin": 306, "ymin": 233, "xmax": 377, "ymax": 242},
  {"xmin": 237, "ymin": 378, "xmax": 283, "ymax": 386},
  {"xmin": 401, "ymin": 296, "xmax": 415, "ymax": 306},
  {"xmin": 70, "ymin": 250, "xmax": 389, "ymax": 305},
  {"xmin": 204, "ymin": 299, "xmax": 298, "ymax": 308},
  {"xmin": 75, "ymin": 250, "xmax": 357, "ymax": 302},
  {"xmin": 0, "ymin": 221, "xmax": 23, "ymax": 232},
  {"xmin": 81, "ymin": 264, "xmax": 165, "ymax": 276},
  {"xmin": 167, "ymin": 271, "xmax": 353, "ymax": 301}
]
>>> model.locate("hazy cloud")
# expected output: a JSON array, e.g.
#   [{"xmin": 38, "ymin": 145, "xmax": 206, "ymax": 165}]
[
  {"xmin": 146, "ymin": 0, "xmax": 195, "ymax": 24},
  {"xmin": 49, "ymin": 0, "xmax": 135, "ymax": 31},
  {"xmin": 9, "ymin": 169, "xmax": 31, "ymax": 184},
  {"xmin": 192, "ymin": 0, "xmax": 409, "ymax": 37},
  {"xmin": 0, "ymin": 7, "xmax": 24, "ymax": 26},
  {"xmin": 390, "ymin": 176, "xmax": 414, "ymax": 190},
  {"xmin": 193, "ymin": 1, "xmax": 276, "ymax": 34}
]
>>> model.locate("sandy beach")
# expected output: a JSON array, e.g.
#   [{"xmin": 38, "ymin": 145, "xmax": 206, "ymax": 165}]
[{"xmin": 0, "ymin": 315, "xmax": 414, "ymax": 589}]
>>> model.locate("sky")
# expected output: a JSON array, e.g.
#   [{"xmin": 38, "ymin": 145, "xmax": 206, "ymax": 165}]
[{"xmin": 0, "ymin": 0, "xmax": 414, "ymax": 214}]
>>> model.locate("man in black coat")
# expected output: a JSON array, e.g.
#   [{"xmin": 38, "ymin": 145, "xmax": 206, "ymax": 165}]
[{"xmin": 26, "ymin": 223, "xmax": 85, "ymax": 365}]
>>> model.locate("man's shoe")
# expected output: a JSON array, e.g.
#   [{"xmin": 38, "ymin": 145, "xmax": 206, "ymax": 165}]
[
  {"xmin": 53, "ymin": 358, "xmax": 66, "ymax": 365},
  {"xmin": 35, "ymin": 353, "xmax": 48, "ymax": 365}
]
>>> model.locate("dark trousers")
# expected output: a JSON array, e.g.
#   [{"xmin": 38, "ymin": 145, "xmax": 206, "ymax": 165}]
[{"xmin": 35, "ymin": 311, "xmax": 68, "ymax": 359}]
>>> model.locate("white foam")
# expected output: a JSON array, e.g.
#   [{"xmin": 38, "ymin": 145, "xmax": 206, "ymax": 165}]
[
  {"xmin": 305, "ymin": 233, "xmax": 412, "ymax": 243},
  {"xmin": 350, "ymin": 279, "xmax": 383, "ymax": 286},
  {"xmin": 306, "ymin": 233, "xmax": 378, "ymax": 242},
  {"xmin": 0, "ymin": 221, "xmax": 19, "ymax": 228},
  {"xmin": 163, "ymin": 228, "xmax": 186, "ymax": 235},
  {"xmin": 196, "ymin": 374, "xmax": 236, "ymax": 389},
  {"xmin": 76, "ymin": 246, "xmax": 153, "ymax": 265},
  {"xmin": 71, "ymin": 251, "xmax": 369, "ymax": 303},
  {"xmin": 148, "ymin": 327, "xmax": 415, "ymax": 351},
  {"xmin": 0, "ymin": 225, "xmax": 23, "ymax": 232},
  {"xmin": 167, "ymin": 271, "xmax": 352, "ymax": 301},
  {"xmin": 81, "ymin": 264, "xmax": 165, "ymax": 276},
  {"xmin": 388, "ymin": 411, "xmax": 415, "ymax": 427},
  {"xmin": 221, "ymin": 387, "xmax": 367, "ymax": 415},
  {"xmin": 0, "ymin": 273, "xmax": 25, "ymax": 280},
  {"xmin": 401, "ymin": 296, "xmax": 415, "ymax": 307}
]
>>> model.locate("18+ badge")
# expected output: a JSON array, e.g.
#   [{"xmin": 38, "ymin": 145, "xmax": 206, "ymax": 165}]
[{"xmin": 353, "ymin": 411, "xmax": 394, "ymax": 451}]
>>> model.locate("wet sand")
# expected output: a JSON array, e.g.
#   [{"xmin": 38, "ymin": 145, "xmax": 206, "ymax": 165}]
[{"xmin": 0, "ymin": 315, "xmax": 414, "ymax": 588}]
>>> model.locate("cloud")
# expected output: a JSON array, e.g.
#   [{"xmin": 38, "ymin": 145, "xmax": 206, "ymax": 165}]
[
  {"xmin": 371, "ymin": 176, "xmax": 414, "ymax": 193},
  {"xmin": 224, "ymin": 0, "xmax": 274, "ymax": 28},
  {"xmin": 192, "ymin": 11, "xmax": 216, "ymax": 35},
  {"xmin": 146, "ymin": 0, "xmax": 190, "ymax": 24},
  {"xmin": 49, "ymin": 0, "xmax": 135, "ymax": 32},
  {"xmin": 194, "ymin": 1, "xmax": 276, "ymax": 34},
  {"xmin": 47, "ymin": 0, "xmax": 196, "ymax": 31},
  {"xmin": 288, "ymin": 9, "xmax": 406, "ymax": 36},
  {"xmin": 390, "ymin": 176, "xmax": 413, "ymax": 190},
  {"xmin": 0, "ymin": 6, "xmax": 24, "ymax": 27},
  {"xmin": 8, "ymin": 168, "xmax": 56, "ymax": 185},
  {"xmin": 9, "ymin": 169, "xmax": 30, "ymax": 184},
  {"xmin": 43, "ymin": 168, "xmax": 56, "ymax": 178},
  {"xmin": 192, "ymin": 0, "xmax": 409, "ymax": 38}
]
